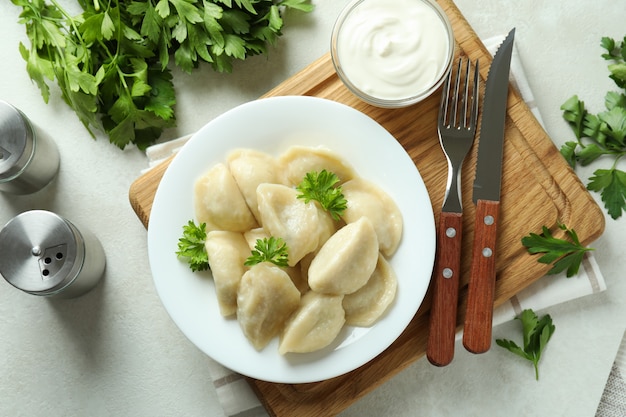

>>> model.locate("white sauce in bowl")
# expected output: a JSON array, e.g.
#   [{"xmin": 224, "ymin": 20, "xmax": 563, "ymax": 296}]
[{"xmin": 332, "ymin": 0, "xmax": 453, "ymax": 105}]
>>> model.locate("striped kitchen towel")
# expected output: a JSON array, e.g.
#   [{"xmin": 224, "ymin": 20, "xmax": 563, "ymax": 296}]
[{"xmin": 596, "ymin": 329, "xmax": 626, "ymax": 417}]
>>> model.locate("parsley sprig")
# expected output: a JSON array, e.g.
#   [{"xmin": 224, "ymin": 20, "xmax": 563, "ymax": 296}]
[
  {"xmin": 521, "ymin": 223, "xmax": 593, "ymax": 277},
  {"xmin": 560, "ymin": 35, "xmax": 626, "ymax": 219},
  {"xmin": 296, "ymin": 170, "xmax": 347, "ymax": 220},
  {"xmin": 176, "ymin": 220, "xmax": 209, "ymax": 272},
  {"xmin": 244, "ymin": 236, "xmax": 289, "ymax": 267},
  {"xmin": 11, "ymin": 0, "xmax": 313, "ymax": 149},
  {"xmin": 496, "ymin": 309, "xmax": 556, "ymax": 380}
]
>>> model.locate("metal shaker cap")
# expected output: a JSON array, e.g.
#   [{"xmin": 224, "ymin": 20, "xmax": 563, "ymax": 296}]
[
  {"xmin": 0, "ymin": 210, "xmax": 85, "ymax": 296},
  {"xmin": 0, "ymin": 101, "xmax": 34, "ymax": 181}
]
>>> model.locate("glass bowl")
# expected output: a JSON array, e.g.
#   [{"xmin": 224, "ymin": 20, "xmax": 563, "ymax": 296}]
[{"xmin": 331, "ymin": 0, "xmax": 455, "ymax": 108}]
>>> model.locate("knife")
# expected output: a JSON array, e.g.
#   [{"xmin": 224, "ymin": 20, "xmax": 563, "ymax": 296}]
[{"xmin": 462, "ymin": 28, "xmax": 515, "ymax": 354}]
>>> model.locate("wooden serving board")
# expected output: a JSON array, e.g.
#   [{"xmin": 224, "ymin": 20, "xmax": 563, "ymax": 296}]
[{"xmin": 129, "ymin": 0, "xmax": 605, "ymax": 415}]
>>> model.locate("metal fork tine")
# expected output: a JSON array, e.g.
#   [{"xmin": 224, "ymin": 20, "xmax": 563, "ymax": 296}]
[
  {"xmin": 470, "ymin": 59, "xmax": 480, "ymax": 127},
  {"xmin": 437, "ymin": 56, "xmax": 480, "ymax": 135},
  {"xmin": 438, "ymin": 64, "xmax": 453, "ymax": 127},
  {"xmin": 461, "ymin": 58, "xmax": 471, "ymax": 128},
  {"xmin": 450, "ymin": 58, "xmax": 462, "ymax": 127}
]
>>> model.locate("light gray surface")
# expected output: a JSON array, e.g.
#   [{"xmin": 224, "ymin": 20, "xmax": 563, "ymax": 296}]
[{"xmin": 0, "ymin": 1, "xmax": 623, "ymax": 416}]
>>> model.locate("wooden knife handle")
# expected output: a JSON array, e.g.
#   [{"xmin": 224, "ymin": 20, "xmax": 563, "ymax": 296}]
[
  {"xmin": 427, "ymin": 211, "xmax": 463, "ymax": 366},
  {"xmin": 463, "ymin": 199, "xmax": 500, "ymax": 354}
]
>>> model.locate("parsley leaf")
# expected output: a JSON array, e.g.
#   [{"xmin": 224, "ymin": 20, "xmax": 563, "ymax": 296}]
[
  {"xmin": 277, "ymin": 0, "xmax": 315, "ymax": 12},
  {"xmin": 496, "ymin": 309, "xmax": 556, "ymax": 380},
  {"xmin": 244, "ymin": 237, "xmax": 289, "ymax": 267},
  {"xmin": 521, "ymin": 223, "xmax": 594, "ymax": 277},
  {"xmin": 587, "ymin": 168, "xmax": 626, "ymax": 219},
  {"xmin": 176, "ymin": 220, "xmax": 210, "ymax": 272},
  {"xmin": 296, "ymin": 170, "xmax": 348, "ymax": 221},
  {"xmin": 559, "ymin": 35, "xmax": 626, "ymax": 219}
]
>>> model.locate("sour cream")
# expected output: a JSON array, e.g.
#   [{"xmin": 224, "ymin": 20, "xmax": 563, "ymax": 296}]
[{"xmin": 331, "ymin": 0, "xmax": 453, "ymax": 107}]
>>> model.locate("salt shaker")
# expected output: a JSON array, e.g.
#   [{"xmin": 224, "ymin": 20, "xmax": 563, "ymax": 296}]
[
  {"xmin": 0, "ymin": 100, "xmax": 60, "ymax": 194},
  {"xmin": 0, "ymin": 210, "xmax": 106, "ymax": 298}
]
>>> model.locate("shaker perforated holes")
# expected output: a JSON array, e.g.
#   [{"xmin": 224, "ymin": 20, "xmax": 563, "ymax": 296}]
[{"xmin": 38, "ymin": 244, "xmax": 68, "ymax": 280}]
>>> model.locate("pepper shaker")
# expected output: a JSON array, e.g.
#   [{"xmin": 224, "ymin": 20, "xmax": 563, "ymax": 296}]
[
  {"xmin": 0, "ymin": 210, "xmax": 106, "ymax": 298},
  {"xmin": 0, "ymin": 100, "xmax": 60, "ymax": 194}
]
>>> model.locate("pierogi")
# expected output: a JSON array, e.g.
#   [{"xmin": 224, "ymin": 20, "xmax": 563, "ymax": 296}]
[
  {"xmin": 194, "ymin": 163, "xmax": 258, "ymax": 232},
  {"xmin": 342, "ymin": 178, "xmax": 403, "ymax": 257},
  {"xmin": 279, "ymin": 292, "xmax": 345, "ymax": 354},
  {"xmin": 237, "ymin": 262, "xmax": 301, "ymax": 350},
  {"xmin": 205, "ymin": 231, "xmax": 251, "ymax": 317},
  {"xmin": 343, "ymin": 254, "xmax": 398, "ymax": 327},
  {"xmin": 308, "ymin": 216, "xmax": 379, "ymax": 295},
  {"xmin": 279, "ymin": 145, "xmax": 357, "ymax": 186},
  {"xmin": 256, "ymin": 183, "xmax": 335, "ymax": 266},
  {"xmin": 192, "ymin": 145, "xmax": 403, "ymax": 354},
  {"xmin": 227, "ymin": 149, "xmax": 285, "ymax": 223}
]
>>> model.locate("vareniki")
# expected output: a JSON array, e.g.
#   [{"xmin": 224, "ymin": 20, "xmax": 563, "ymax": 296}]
[{"xmin": 193, "ymin": 145, "xmax": 403, "ymax": 354}]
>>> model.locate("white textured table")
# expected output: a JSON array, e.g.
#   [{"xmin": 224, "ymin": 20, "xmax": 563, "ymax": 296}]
[{"xmin": 0, "ymin": 1, "xmax": 624, "ymax": 416}]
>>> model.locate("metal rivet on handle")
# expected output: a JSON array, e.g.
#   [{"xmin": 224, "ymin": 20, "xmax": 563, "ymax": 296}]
[
  {"xmin": 443, "ymin": 268, "xmax": 453, "ymax": 279},
  {"xmin": 482, "ymin": 247, "xmax": 493, "ymax": 258},
  {"xmin": 484, "ymin": 215, "xmax": 494, "ymax": 225},
  {"xmin": 445, "ymin": 227, "xmax": 456, "ymax": 238}
]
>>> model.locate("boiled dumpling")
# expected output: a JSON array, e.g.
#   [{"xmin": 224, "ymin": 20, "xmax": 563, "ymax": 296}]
[
  {"xmin": 194, "ymin": 163, "xmax": 258, "ymax": 232},
  {"xmin": 279, "ymin": 291, "xmax": 345, "ymax": 354},
  {"xmin": 308, "ymin": 216, "xmax": 379, "ymax": 295},
  {"xmin": 343, "ymin": 254, "xmax": 397, "ymax": 326},
  {"xmin": 279, "ymin": 146, "xmax": 357, "ymax": 186},
  {"xmin": 205, "ymin": 231, "xmax": 250, "ymax": 317},
  {"xmin": 341, "ymin": 178, "xmax": 403, "ymax": 257},
  {"xmin": 227, "ymin": 149, "xmax": 284, "ymax": 223},
  {"xmin": 256, "ymin": 183, "xmax": 323, "ymax": 266},
  {"xmin": 237, "ymin": 262, "xmax": 301, "ymax": 350},
  {"xmin": 243, "ymin": 227, "xmax": 270, "ymax": 250}
]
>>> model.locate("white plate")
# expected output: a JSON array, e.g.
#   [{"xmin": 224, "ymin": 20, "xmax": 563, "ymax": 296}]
[{"xmin": 148, "ymin": 96, "xmax": 435, "ymax": 383}]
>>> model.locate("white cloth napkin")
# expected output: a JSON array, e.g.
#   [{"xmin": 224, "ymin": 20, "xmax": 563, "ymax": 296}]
[{"xmin": 142, "ymin": 35, "xmax": 608, "ymax": 417}]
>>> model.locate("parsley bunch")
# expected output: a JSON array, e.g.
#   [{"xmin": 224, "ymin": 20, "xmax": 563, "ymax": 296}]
[
  {"xmin": 11, "ymin": 0, "xmax": 313, "ymax": 149},
  {"xmin": 125, "ymin": 0, "xmax": 314, "ymax": 74},
  {"xmin": 560, "ymin": 35, "xmax": 626, "ymax": 219}
]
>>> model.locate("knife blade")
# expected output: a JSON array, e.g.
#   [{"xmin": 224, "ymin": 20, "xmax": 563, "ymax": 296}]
[{"xmin": 462, "ymin": 28, "xmax": 515, "ymax": 354}]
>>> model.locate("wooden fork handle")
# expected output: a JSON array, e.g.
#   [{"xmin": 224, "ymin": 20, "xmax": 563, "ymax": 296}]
[
  {"xmin": 427, "ymin": 211, "xmax": 463, "ymax": 367},
  {"xmin": 463, "ymin": 199, "xmax": 500, "ymax": 354}
]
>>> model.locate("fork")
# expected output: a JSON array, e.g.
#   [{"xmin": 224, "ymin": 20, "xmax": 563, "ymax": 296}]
[{"xmin": 427, "ymin": 57, "xmax": 480, "ymax": 367}]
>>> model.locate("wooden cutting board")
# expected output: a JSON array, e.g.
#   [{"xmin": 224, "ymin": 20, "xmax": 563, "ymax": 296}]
[{"xmin": 129, "ymin": 0, "xmax": 605, "ymax": 415}]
